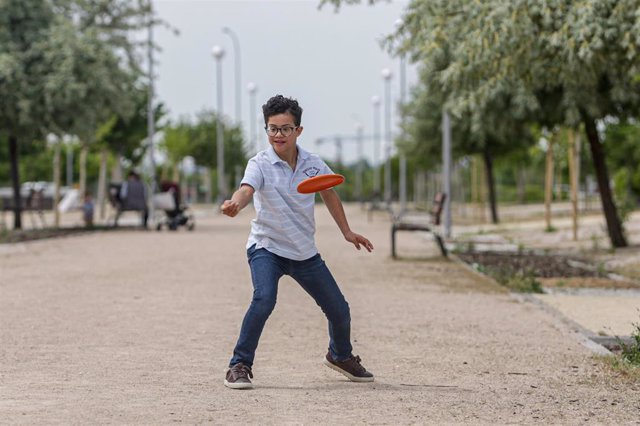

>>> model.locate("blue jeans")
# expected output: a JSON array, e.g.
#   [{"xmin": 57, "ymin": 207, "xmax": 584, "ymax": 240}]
[{"xmin": 229, "ymin": 245, "xmax": 352, "ymax": 367}]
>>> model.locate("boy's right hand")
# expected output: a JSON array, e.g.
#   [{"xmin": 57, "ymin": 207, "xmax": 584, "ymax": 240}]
[{"xmin": 220, "ymin": 200, "xmax": 240, "ymax": 217}]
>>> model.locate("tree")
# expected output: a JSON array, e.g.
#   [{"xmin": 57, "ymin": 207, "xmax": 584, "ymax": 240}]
[
  {"xmin": 323, "ymin": 0, "xmax": 640, "ymax": 247},
  {"xmin": 606, "ymin": 120, "xmax": 640, "ymax": 200},
  {"xmin": 0, "ymin": 1, "xmax": 55, "ymax": 229},
  {"xmin": 403, "ymin": 0, "xmax": 639, "ymax": 247},
  {"xmin": 99, "ymin": 87, "xmax": 165, "ymax": 168},
  {"xmin": 160, "ymin": 111, "xmax": 247, "ymax": 201},
  {"xmin": 161, "ymin": 119, "xmax": 192, "ymax": 181},
  {"xmin": 0, "ymin": 0, "xmax": 149, "ymax": 229},
  {"xmin": 398, "ymin": 50, "xmax": 536, "ymax": 223}
]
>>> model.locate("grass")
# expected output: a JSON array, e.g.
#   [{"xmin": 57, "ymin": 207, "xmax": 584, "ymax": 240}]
[
  {"xmin": 495, "ymin": 268, "xmax": 544, "ymax": 293},
  {"xmin": 616, "ymin": 321, "xmax": 640, "ymax": 367},
  {"xmin": 599, "ymin": 317, "xmax": 640, "ymax": 382},
  {"xmin": 613, "ymin": 262, "xmax": 640, "ymax": 282},
  {"xmin": 472, "ymin": 263, "xmax": 544, "ymax": 293},
  {"xmin": 598, "ymin": 356, "xmax": 640, "ymax": 382}
]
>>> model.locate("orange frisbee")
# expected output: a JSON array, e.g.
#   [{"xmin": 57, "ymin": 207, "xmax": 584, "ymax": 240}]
[{"xmin": 297, "ymin": 174, "xmax": 345, "ymax": 194}]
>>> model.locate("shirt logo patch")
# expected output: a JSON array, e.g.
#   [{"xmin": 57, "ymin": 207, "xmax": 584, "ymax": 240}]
[{"xmin": 302, "ymin": 166, "xmax": 320, "ymax": 177}]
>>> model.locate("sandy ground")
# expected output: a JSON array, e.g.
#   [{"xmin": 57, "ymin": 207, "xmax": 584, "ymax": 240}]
[{"xmin": 1, "ymin": 204, "xmax": 639, "ymax": 424}]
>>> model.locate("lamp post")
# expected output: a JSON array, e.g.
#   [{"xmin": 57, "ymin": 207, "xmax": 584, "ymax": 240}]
[
  {"xmin": 442, "ymin": 110, "xmax": 452, "ymax": 238},
  {"xmin": 222, "ymin": 27, "xmax": 241, "ymax": 124},
  {"xmin": 147, "ymin": 4, "xmax": 156, "ymax": 188},
  {"xmin": 395, "ymin": 18, "xmax": 407, "ymax": 215},
  {"xmin": 212, "ymin": 45, "xmax": 226, "ymax": 203},
  {"xmin": 381, "ymin": 67, "xmax": 393, "ymax": 207},
  {"xmin": 371, "ymin": 95, "xmax": 381, "ymax": 198},
  {"xmin": 247, "ymin": 82, "xmax": 258, "ymax": 155}
]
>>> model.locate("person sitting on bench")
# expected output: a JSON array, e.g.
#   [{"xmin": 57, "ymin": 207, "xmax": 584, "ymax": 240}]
[{"xmin": 115, "ymin": 171, "xmax": 148, "ymax": 228}]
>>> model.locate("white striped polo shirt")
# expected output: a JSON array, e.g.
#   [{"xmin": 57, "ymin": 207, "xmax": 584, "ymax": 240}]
[{"xmin": 240, "ymin": 145, "xmax": 333, "ymax": 261}]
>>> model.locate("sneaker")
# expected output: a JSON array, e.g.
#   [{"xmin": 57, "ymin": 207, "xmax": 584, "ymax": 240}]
[
  {"xmin": 224, "ymin": 363, "xmax": 254, "ymax": 389},
  {"xmin": 323, "ymin": 352, "xmax": 374, "ymax": 382}
]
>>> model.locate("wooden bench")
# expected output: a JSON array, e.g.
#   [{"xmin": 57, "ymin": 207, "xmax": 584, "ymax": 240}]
[{"xmin": 391, "ymin": 192, "xmax": 447, "ymax": 258}]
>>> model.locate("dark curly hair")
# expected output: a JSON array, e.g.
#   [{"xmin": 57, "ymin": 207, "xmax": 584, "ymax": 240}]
[{"xmin": 262, "ymin": 95, "xmax": 303, "ymax": 127}]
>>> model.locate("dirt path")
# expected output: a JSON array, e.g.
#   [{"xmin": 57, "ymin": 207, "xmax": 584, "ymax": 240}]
[{"xmin": 1, "ymin": 204, "xmax": 638, "ymax": 424}]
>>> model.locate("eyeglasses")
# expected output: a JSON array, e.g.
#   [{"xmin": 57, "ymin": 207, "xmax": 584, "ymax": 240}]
[{"xmin": 265, "ymin": 125, "xmax": 298, "ymax": 137}]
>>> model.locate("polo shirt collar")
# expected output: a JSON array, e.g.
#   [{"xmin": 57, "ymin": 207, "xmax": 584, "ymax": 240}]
[{"xmin": 267, "ymin": 144, "xmax": 310, "ymax": 165}]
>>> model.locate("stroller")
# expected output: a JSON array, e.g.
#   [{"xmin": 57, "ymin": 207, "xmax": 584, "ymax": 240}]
[{"xmin": 153, "ymin": 181, "xmax": 195, "ymax": 231}]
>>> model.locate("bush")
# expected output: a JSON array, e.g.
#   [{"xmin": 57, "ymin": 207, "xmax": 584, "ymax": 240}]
[
  {"xmin": 488, "ymin": 266, "xmax": 544, "ymax": 293},
  {"xmin": 617, "ymin": 321, "xmax": 640, "ymax": 367},
  {"xmin": 496, "ymin": 184, "xmax": 545, "ymax": 203}
]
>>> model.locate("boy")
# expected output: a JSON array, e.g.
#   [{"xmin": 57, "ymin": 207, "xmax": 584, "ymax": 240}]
[
  {"xmin": 221, "ymin": 95, "xmax": 374, "ymax": 389},
  {"xmin": 82, "ymin": 191, "xmax": 94, "ymax": 227}
]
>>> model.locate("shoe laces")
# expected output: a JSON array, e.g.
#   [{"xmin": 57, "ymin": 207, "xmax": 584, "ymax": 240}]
[
  {"xmin": 232, "ymin": 363, "xmax": 253, "ymax": 379},
  {"xmin": 349, "ymin": 355, "xmax": 366, "ymax": 372}
]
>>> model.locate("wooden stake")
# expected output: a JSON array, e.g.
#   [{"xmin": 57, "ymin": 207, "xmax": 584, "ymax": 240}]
[
  {"xmin": 53, "ymin": 142, "xmax": 61, "ymax": 228},
  {"xmin": 568, "ymin": 130, "xmax": 578, "ymax": 240},
  {"xmin": 544, "ymin": 136, "xmax": 554, "ymax": 231}
]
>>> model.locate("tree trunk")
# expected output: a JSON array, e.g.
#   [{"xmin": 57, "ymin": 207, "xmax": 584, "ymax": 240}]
[
  {"xmin": 475, "ymin": 156, "xmax": 487, "ymax": 223},
  {"xmin": 97, "ymin": 147, "xmax": 108, "ymax": 220},
  {"xmin": 583, "ymin": 117, "xmax": 627, "ymax": 247},
  {"xmin": 544, "ymin": 137, "xmax": 554, "ymax": 231},
  {"xmin": 568, "ymin": 130, "xmax": 578, "ymax": 241},
  {"xmin": 8, "ymin": 134, "xmax": 22, "ymax": 229},
  {"xmin": 204, "ymin": 167, "xmax": 212, "ymax": 204},
  {"xmin": 172, "ymin": 164, "xmax": 180, "ymax": 182},
  {"xmin": 79, "ymin": 143, "xmax": 88, "ymax": 201},
  {"xmin": 111, "ymin": 152, "xmax": 123, "ymax": 182},
  {"xmin": 483, "ymin": 149, "xmax": 499, "ymax": 224}
]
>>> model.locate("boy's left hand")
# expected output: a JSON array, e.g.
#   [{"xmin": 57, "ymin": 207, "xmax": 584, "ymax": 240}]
[{"xmin": 344, "ymin": 231, "xmax": 374, "ymax": 252}]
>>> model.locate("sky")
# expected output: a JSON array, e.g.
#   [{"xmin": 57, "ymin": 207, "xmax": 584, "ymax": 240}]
[{"xmin": 152, "ymin": 0, "xmax": 417, "ymax": 165}]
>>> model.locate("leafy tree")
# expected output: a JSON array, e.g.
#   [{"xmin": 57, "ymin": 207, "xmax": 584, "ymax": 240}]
[
  {"xmin": 403, "ymin": 0, "xmax": 639, "ymax": 247},
  {"xmin": 0, "ymin": 0, "xmax": 149, "ymax": 229},
  {"xmin": 323, "ymin": 0, "xmax": 640, "ymax": 247},
  {"xmin": 606, "ymin": 120, "xmax": 640, "ymax": 231},
  {"xmin": 398, "ymin": 57, "xmax": 536, "ymax": 223},
  {"xmin": 160, "ymin": 110, "xmax": 247, "ymax": 200},
  {"xmin": 606, "ymin": 121, "xmax": 640, "ymax": 199},
  {"xmin": 98, "ymin": 87, "xmax": 166, "ymax": 168},
  {"xmin": 1, "ymin": 1, "xmax": 55, "ymax": 228},
  {"xmin": 160, "ymin": 118, "xmax": 192, "ymax": 181}
]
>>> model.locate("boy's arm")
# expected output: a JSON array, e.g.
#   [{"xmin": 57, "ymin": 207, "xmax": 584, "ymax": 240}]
[
  {"xmin": 220, "ymin": 184, "xmax": 255, "ymax": 217},
  {"xmin": 319, "ymin": 189, "xmax": 374, "ymax": 252}
]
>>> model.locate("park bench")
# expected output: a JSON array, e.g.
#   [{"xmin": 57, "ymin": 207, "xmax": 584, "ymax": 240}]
[
  {"xmin": 108, "ymin": 181, "xmax": 149, "ymax": 228},
  {"xmin": 1, "ymin": 187, "xmax": 51, "ymax": 228},
  {"xmin": 391, "ymin": 192, "xmax": 448, "ymax": 259}
]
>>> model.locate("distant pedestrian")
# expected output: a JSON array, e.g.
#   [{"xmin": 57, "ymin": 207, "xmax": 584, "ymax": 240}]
[
  {"xmin": 220, "ymin": 95, "xmax": 375, "ymax": 389},
  {"xmin": 82, "ymin": 191, "xmax": 94, "ymax": 228}
]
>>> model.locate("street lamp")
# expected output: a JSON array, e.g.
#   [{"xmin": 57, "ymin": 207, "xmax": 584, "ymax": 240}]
[
  {"xmin": 442, "ymin": 111, "xmax": 452, "ymax": 239},
  {"xmin": 381, "ymin": 67, "xmax": 393, "ymax": 207},
  {"xmin": 212, "ymin": 45, "xmax": 227, "ymax": 203},
  {"xmin": 395, "ymin": 18, "xmax": 407, "ymax": 215},
  {"xmin": 371, "ymin": 95, "xmax": 381, "ymax": 198},
  {"xmin": 222, "ymin": 27, "xmax": 241, "ymax": 124},
  {"xmin": 147, "ymin": 5, "xmax": 157, "ymax": 189},
  {"xmin": 247, "ymin": 82, "xmax": 258, "ymax": 155}
]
